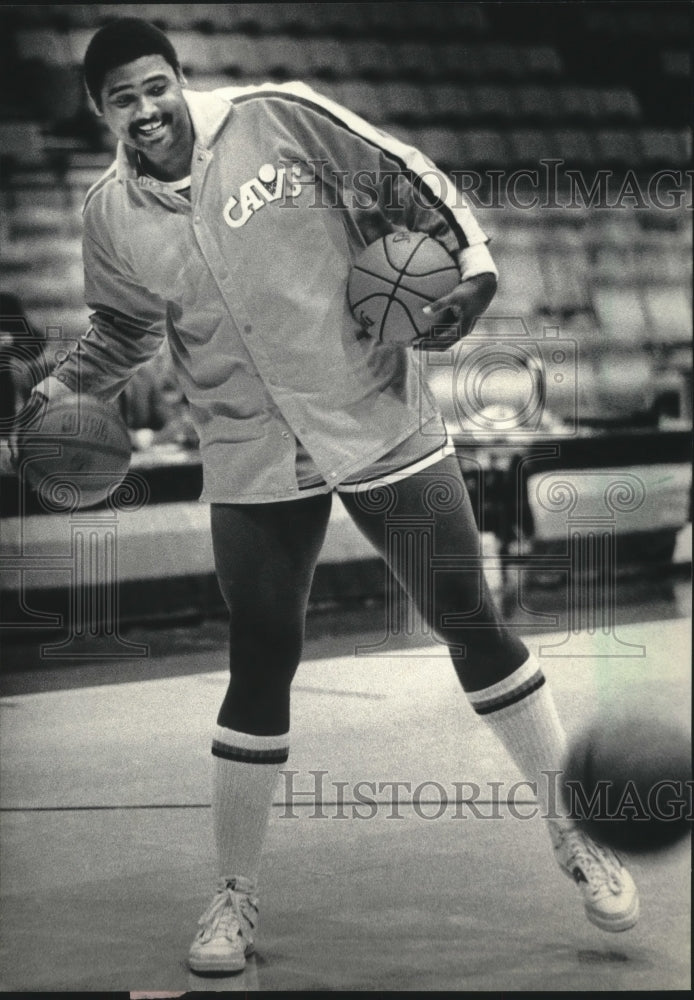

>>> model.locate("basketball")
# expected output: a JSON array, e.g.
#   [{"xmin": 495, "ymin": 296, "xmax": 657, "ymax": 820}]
[
  {"xmin": 15, "ymin": 393, "xmax": 132, "ymax": 510},
  {"xmin": 347, "ymin": 232, "xmax": 460, "ymax": 344},
  {"xmin": 561, "ymin": 714, "xmax": 692, "ymax": 854}
]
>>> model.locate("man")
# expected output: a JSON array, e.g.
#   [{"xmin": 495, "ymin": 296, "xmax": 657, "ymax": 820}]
[{"xmin": 34, "ymin": 19, "xmax": 638, "ymax": 975}]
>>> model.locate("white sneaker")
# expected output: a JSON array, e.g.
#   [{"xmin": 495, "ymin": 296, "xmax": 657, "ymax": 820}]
[
  {"xmin": 550, "ymin": 824, "xmax": 640, "ymax": 932},
  {"xmin": 188, "ymin": 876, "xmax": 258, "ymax": 974}
]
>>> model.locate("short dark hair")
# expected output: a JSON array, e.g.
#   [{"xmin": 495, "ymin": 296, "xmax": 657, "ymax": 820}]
[{"xmin": 84, "ymin": 17, "xmax": 181, "ymax": 109}]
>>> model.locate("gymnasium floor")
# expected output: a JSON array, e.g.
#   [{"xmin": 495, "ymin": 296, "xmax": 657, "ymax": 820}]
[{"xmin": 0, "ymin": 582, "xmax": 691, "ymax": 992}]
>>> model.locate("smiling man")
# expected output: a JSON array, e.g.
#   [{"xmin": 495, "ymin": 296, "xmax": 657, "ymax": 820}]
[
  {"xmin": 35, "ymin": 18, "xmax": 639, "ymax": 976},
  {"xmin": 93, "ymin": 48, "xmax": 194, "ymax": 182}
]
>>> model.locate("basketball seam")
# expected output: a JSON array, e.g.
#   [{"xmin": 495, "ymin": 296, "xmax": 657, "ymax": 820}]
[
  {"xmin": 381, "ymin": 235, "xmax": 430, "ymax": 343},
  {"xmin": 350, "ymin": 259, "xmax": 458, "ymax": 311}
]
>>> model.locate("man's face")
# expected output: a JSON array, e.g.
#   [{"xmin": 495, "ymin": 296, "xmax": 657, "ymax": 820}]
[{"xmin": 99, "ymin": 55, "xmax": 192, "ymax": 174}]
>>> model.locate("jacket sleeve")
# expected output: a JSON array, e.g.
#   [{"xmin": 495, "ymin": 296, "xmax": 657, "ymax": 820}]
[
  {"xmin": 37, "ymin": 218, "xmax": 168, "ymax": 403},
  {"xmin": 265, "ymin": 82, "xmax": 497, "ymax": 279}
]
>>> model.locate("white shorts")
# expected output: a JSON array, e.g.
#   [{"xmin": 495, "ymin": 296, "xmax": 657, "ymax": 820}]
[{"xmin": 294, "ymin": 416, "xmax": 456, "ymax": 498}]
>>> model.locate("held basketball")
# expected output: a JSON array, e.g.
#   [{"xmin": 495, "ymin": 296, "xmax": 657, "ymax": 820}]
[
  {"xmin": 16, "ymin": 394, "xmax": 132, "ymax": 510},
  {"xmin": 347, "ymin": 232, "xmax": 460, "ymax": 344},
  {"xmin": 561, "ymin": 715, "xmax": 692, "ymax": 854}
]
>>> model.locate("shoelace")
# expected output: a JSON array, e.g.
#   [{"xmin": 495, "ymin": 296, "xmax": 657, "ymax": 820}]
[
  {"xmin": 566, "ymin": 834, "xmax": 623, "ymax": 897},
  {"xmin": 197, "ymin": 886, "xmax": 246, "ymax": 944}
]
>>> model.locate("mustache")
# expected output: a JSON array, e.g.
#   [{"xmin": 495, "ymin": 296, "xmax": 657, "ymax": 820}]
[{"xmin": 129, "ymin": 113, "xmax": 172, "ymax": 138}]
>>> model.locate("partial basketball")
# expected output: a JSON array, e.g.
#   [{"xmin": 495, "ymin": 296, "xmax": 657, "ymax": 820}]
[
  {"xmin": 561, "ymin": 714, "xmax": 692, "ymax": 854},
  {"xmin": 347, "ymin": 232, "xmax": 460, "ymax": 344},
  {"xmin": 16, "ymin": 393, "xmax": 132, "ymax": 510}
]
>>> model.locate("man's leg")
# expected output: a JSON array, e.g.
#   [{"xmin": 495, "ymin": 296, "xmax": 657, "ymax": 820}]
[
  {"xmin": 340, "ymin": 456, "xmax": 638, "ymax": 932},
  {"xmin": 189, "ymin": 494, "xmax": 333, "ymax": 974}
]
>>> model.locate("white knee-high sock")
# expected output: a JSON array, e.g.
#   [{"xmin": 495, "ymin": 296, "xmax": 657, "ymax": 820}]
[
  {"xmin": 466, "ymin": 654, "xmax": 569, "ymax": 821},
  {"xmin": 211, "ymin": 726, "xmax": 290, "ymax": 886}
]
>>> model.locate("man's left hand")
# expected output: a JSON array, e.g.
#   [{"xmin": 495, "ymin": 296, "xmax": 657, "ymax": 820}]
[{"xmin": 413, "ymin": 272, "xmax": 498, "ymax": 351}]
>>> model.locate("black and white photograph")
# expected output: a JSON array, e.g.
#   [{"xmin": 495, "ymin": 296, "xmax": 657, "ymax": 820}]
[{"xmin": 0, "ymin": 2, "xmax": 691, "ymax": 993}]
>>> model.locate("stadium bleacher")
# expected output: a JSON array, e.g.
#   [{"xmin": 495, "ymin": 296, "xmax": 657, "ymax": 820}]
[{"xmin": 0, "ymin": 2, "xmax": 690, "ymax": 426}]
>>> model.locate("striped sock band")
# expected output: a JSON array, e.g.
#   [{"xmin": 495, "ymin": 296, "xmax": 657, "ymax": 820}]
[
  {"xmin": 212, "ymin": 727, "xmax": 290, "ymax": 765},
  {"xmin": 211, "ymin": 727, "xmax": 290, "ymax": 886},
  {"xmin": 467, "ymin": 656, "xmax": 547, "ymax": 716},
  {"xmin": 467, "ymin": 655, "xmax": 568, "ymax": 820}
]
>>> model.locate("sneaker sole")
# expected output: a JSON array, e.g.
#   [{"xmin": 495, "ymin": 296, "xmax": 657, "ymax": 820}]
[
  {"xmin": 585, "ymin": 896, "xmax": 640, "ymax": 933},
  {"xmin": 188, "ymin": 942, "xmax": 254, "ymax": 975}
]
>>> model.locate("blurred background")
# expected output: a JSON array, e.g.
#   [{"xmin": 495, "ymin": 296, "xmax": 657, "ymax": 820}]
[{"xmin": 1, "ymin": 2, "xmax": 691, "ymax": 634}]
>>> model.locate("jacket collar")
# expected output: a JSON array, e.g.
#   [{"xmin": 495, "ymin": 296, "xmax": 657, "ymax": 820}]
[{"xmin": 115, "ymin": 88, "xmax": 233, "ymax": 181}]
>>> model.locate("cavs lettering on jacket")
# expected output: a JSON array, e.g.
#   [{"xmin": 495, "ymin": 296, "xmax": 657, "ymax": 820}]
[{"xmin": 45, "ymin": 83, "xmax": 496, "ymax": 502}]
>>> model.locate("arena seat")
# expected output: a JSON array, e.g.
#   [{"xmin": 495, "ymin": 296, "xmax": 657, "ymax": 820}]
[
  {"xmin": 466, "ymin": 84, "xmax": 517, "ymax": 121},
  {"xmin": 641, "ymin": 286, "xmax": 692, "ymax": 346},
  {"xmin": 212, "ymin": 34, "xmax": 267, "ymax": 78},
  {"xmin": 212, "ymin": 4, "xmax": 290, "ymax": 33},
  {"xmin": 254, "ymin": 36, "xmax": 311, "ymax": 78},
  {"xmin": 407, "ymin": 127, "xmax": 468, "ymax": 170},
  {"xmin": 557, "ymin": 87, "xmax": 604, "ymax": 123},
  {"xmin": 429, "ymin": 84, "xmax": 474, "ymax": 122},
  {"xmin": 599, "ymin": 88, "xmax": 641, "ymax": 122},
  {"xmin": 506, "ymin": 128, "xmax": 557, "ymax": 166},
  {"xmin": 186, "ymin": 3, "xmax": 286, "ymax": 33},
  {"xmin": 637, "ymin": 128, "xmax": 689, "ymax": 168},
  {"xmin": 6, "ymin": 203, "xmax": 82, "ymax": 240},
  {"xmin": 553, "ymin": 129, "xmax": 598, "ymax": 167},
  {"xmin": 541, "ymin": 250, "xmax": 591, "ymax": 311},
  {"xmin": 92, "ymin": 4, "xmax": 169, "ymax": 27},
  {"xmin": 304, "ymin": 38, "xmax": 355, "ymax": 78},
  {"xmin": 492, "ymin": 246, "xmax": 548, "ymax": 315},
  {"xmin": 314, "ymin": 3, "xmax": 372, "ymax": 37},
  {"xmin": 8, "ymin": 185, "xmax": 72, "ymax": 211},
  {"xmin": 585, "ymin": 214, "xmax": 643, "ymax": 250},
  {"xmin": 339, "ymin": 39, "xmax": 398, "ymax": 79},
  {"xmin": 592, "ymin": 285, "xmax": 650, "ymax": 346},
  {"xmin": 271, "ymin": 3, "xmax": 338, "ymax": 36},
  {"xmin": 522, "ymin": 46, "xmax": 564, "ymax": 78},
  {"xmin": 166, "ymin": 31, "xmax": 217, "ymax": 74},
  {"xmin": 457, "ymin": 127, "xmax": 508, "ymax": 169},
  {"xmin": 515, "ymin": 86, "xmax": 562, "ymax": 122},
  {"xmin": 362, "ymin": 3, "xmax": 484, "ymax": 40},
  {"xmin": 366, "ymin": 3, "xmax": 434, "ymax": 38},
  {"xmin": 3, "ymin": 233, "xmax": 82, "ymax": 268},
  {"xmin": 635, "ymin": 246, "xmax": 689, "ymax": 285},
  {"xmin": 379, "ymin": 82, "xmax": 430, "ymax": 122},
  {"xmin": 590, "ymin": 246, "xmax": 638, "ymax": 283},
  {"xmin": 332, "ymin": 82, "xmax": 385, "ymax": 122},
  {"xmin": 16, "ymin": 29, "xmax": 72, "ymax": 65},
  {"xmin": 440, "ymin": 46, "xmax": 487, "ymax": 82},
  {"xmin": 680, "ymin": 127, "xmax": 692, "ymax": 162},
  {"xmin": 165, "ymin": 6, "xmax": 221, "ymax": 29},
  {"xmin": 0, "ymin": 121, "xmax": 48, "ymax": 170},
  {"xmin": 187, "ymin": 73, "xmax": 240, "ymax": 95},
  {"xmin": 13, "ymin": 270, "xmax": 85, "ymax": 308},
  {"xmin": 391, "ymin": 42, "xmax": 448, "ymax": 80},
  {"xmin": 593, "ymin": 129, "xmax": 642, "ymax": 168},
  {"xmin": 472, "ymin": 44, "xmax": 528, "ymax": 80}
]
